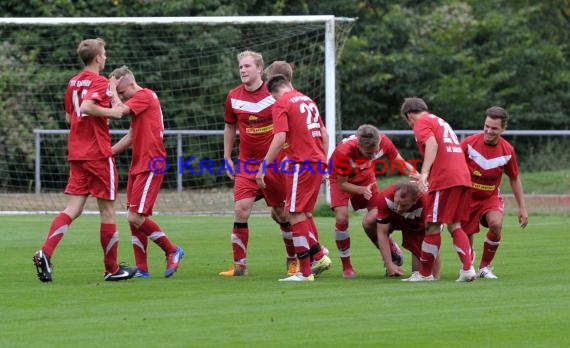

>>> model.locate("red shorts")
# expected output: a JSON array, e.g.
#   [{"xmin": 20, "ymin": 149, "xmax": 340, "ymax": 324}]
[
  {"xmin": 389, "ymin": 220, "xmax": 424, "ymax": 259},
  {"xmin": 233, "ymin": 161, "xmax": 285, "ymax": 207},
  {"xmin": 127, "ymin": 171, "xmax": 164, "ymax": 216},
  {"xmin": 425, "ymin": 186, "xmax": 471, "ymax": 224},
  {"xmin": 329, "ymin": 178, "xmax": 380, "ymax": 210},
  {"xmin": 65, "ymin": 158, "xmax": 118, "ymax": 200},
  {"xmin": 462, "ymin": 194, "xmax": 504, "ymax": 235},
  {"xmin": 285, "ymin": 163, "xmax": 322, "ymax": 213}
]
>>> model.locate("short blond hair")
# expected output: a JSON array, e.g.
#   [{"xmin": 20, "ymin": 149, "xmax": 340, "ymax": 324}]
[
  {"xmin": 77, "ymin": 38, "xmax": 105, "ymax": 65},
  {"xmin": 237, "ymin": 50, "xmax": 264, "ymax": 69}
]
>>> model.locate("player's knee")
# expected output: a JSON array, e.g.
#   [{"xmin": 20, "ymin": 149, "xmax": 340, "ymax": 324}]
[
  {"xmin": 487, "ymin": 220, "xmax": 503, "ymax": 234},
  {"xmin": 127, "ymin": 212, "xmax": 144, "ymax": 228}
]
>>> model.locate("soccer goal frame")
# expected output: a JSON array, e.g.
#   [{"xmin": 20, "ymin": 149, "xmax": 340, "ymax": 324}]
[
  {"xmin": 0, "ymin": 15, "xmax": 354, "ymax": 157},
  {"xmin": 1, "ymin": 16, "xmax": 356, "ymax": 213}
]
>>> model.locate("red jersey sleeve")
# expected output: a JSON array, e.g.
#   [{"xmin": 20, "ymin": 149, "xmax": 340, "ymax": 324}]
[
  {"xmin": 504, "ymin": 144, "xmax": 520, "ymax": 179},
  {"xmin": 272, "ymin": 99, "xmax": 289, "ymax": 134},
  {"xmin": 84, "ymin": 76, "xmax": 108, "ymax": 105},
  {"xmin": 414, "ymin": 116, "xmax": 434, "ymax": 144},
  {"xmin": 64, "ymin": 87, "xmax": 73, "ymax": 115},
  {"xmin": 224, "ymin": 93, "xmax": 237, "ymax": 124},
  {"xmin": 380, "ymin": 134, "xmax": 400, "ymax": 160},
  {"xmin": 377, "ymin": 185, "xmax": 396, "ymax": 221},
  {"xmin": 125, "ymin": 92, "xmax": 150, "ymax": 116}
]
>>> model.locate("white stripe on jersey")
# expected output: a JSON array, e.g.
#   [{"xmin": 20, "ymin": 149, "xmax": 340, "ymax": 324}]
[
  {"xmin": 289, "ymin": 164, "xmax": 300, "ymax": 212},
  {"xmin": 138, "ymin": 172, "xmax": 154, "ymax": 214},
  {"xmin": 231, "ymin": 96, "xmax": 275, "ymax": 113},
  {"xmin": 432, "ymin": 190, "xmax": 440, "ymax": 222},
  {"xmin": 467, "ymin": 144, "xmax": 512, "ymax": 170},
  {"xmin": 108, "ymin": 157, "xmax": 115, "ymax": 200}
]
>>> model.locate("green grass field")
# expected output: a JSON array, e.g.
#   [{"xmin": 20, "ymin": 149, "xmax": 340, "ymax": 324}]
[{"xmin": 1, "ymin": 214, "xmax": 569, "ymax": 347}]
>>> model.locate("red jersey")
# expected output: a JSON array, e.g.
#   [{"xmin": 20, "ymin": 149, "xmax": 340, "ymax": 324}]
[
  {"xmin": 64, "ymin": 70, "xmax": 112, "ymax": 160},
  {"xmin": 377, "ymin": 184, "xmax": 425, "ymax": 234},
  {"xmin": 330, "ymin": 134, "xmax": 399, "ymax": 185},
  {"xmin": 272, "ymin": 90, "xmax": 326, "ymax": 163},
  {"xmin": 224, "ymin": 83, "xmax": 275, "ymax": 161},
  {"xmin": 413, "ymin": 113, "xmax": 471, "ymax": 190},
  {"xmin": 460, "ymin": 133, "xmax": 519, "ymax": 200},
  {"xmin": 125, "ymin": 88, "xmax": 166, "ymax": 175}
]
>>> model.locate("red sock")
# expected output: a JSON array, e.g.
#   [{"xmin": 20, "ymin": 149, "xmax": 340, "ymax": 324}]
[
  {"xmin": 479, "ymin": 231, "xmax": 501, "ymax": 269},
  {"xmin": 231, "ymin": 222, "xmax": 249, "ymax": 265},
  {"xmin": 130, "ymin": 224, "xmax": 149, "ymax": 272},
  {"xmin": 451, "ymin": 227, "xmax": 473, "ymax": 270},
  {"xmin": 100, "ymin": 223, "xmax": 119, "ymax": 274},
  {"xmin": 419, "ymin": 233, "xmax": 440, "ymax": 276},
  {"xmin": 280, "ymin": 222, "xmax": 296, "ymax": 259},
  {"xmin": 41, "ymin": 212, "xmax": 72, "ymax": 257},
  {"xmin": 291, "ymin": 219, "xmax": 311, "ymax": 276},
  {"xmin": 307, "ymin": 216, "xmax": 320, "ymax": 241},
  {"xmin": 335, "ymin": 223, "xmax": 351, "ymax": 269},
  {"xmin": 138, "ymin": 219, "xmax": 177, "ymax": 255}
]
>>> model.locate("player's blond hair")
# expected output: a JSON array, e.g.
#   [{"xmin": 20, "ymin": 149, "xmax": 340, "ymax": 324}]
[
  {"xmin": 77, "ymin": 38, "xmax": 105, "ymax": 66},
  {"xmin": 109, "ymin": 65, "xmax": 134, "ymax": 80},
  {"xmin": 265, "ymin": 61, "xmax": 293, "ymax": 81},
  {"xmin": 237, "ymin": 50, "xmax": 264, "ymax": 69},
  {"xmin": 356, "ymin": 124, "xmax": 380, "ymax": 148}
]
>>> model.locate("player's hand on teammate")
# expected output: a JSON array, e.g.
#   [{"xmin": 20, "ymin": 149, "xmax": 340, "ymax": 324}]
[{"xmin": 417, "ymin": 173, "xmax": 429, "ymax": 193}]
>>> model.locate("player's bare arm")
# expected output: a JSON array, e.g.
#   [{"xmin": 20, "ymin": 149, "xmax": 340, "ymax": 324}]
[
  {"xmin": 256, "ymin": 131, "xmax": 286, "ymax": 189},
  {"xmin": 338, "ymin": 175, "xmax": 373, "ymax": 200},
  {"xmin": 223, "ymin": 123, "xmax": 237, "ymax": 180},
  {"xmin": 112, "ymin": 128, "xmax": 133, "ymax": 155},
  {"xmin": 377, "ymin": 222, "xmax": 405, "ymax": 276},
  {"xmin": 394, "ymin": 153, "xmax": 416, "ymax": 175},
  {"xmin": 321, "ymin": 126, "xmax": 329, "ymax": 159},
  {"xmin": 79, "ymin": 99, "xmax": 124, "ymax": 119},
  {"xmin": 509, "ymin": 175, "xmax": 529, "ymax": 228},
  {"xmin": 419, "ymin": 136, "xmax": 438, "ymax": 192}
]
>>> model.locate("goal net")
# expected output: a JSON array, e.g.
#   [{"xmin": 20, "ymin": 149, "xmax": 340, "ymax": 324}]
[{"xmin": 0, "ymin": 16, "xmax": 355, "ymax": 214}]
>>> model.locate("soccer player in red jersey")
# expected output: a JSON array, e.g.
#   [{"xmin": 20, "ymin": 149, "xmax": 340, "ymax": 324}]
[
  {"xmin": 329, "ymin": 124, "xmax": 414, "ymax": 278},
  {"xmin": 400, "ymin": 97, "xmax": 475, "ymax": 282},
  {"xmin": 92, "ymin": 66, "xmax": 184, "ymax": 279},
  {"xmin": 33, "ymin": 38, "xmax": 136, "ymax": 282},
  {"xmin": 219, "ymin": 51, "xmax": 295, "ymax": 277},
  {"xmin": 264, "ymin": 60, "xmax": 330, "ymax": 270},
  {"xmin": 257, "ymin": 74, "xmax": 332, "ymax": 281},
  {"xmin": 377, "ymin": 182, "xmax": 441, "ymax": 279},
  {"xmin": 460, "ymin": 106, "xmax": 528, "ymax": 279}
]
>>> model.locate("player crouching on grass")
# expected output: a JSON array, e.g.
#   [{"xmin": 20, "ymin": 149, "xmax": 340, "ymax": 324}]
[
  {"xmin": 89, "ymin": 65, "xmax": 185, "ymax": 278},
  {"xmin": 377, "ymin": 182, "xmax": 441, "ymax": 279}
]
